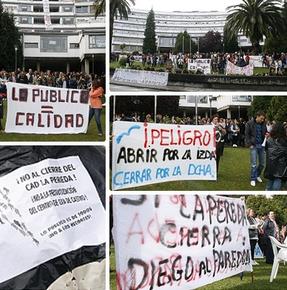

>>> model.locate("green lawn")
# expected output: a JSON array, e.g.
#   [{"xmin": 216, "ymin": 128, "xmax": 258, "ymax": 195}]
[
  {"xmin": 117, "ymin": 147, "xmax": 266, "ymax": 191},
  {"xmin": 0, "ymin": 100, "xmax": 105, "ymax": 141},
  {"xmin": 110, "ymin": 245, "xmax": 287, "ymax": 290}
]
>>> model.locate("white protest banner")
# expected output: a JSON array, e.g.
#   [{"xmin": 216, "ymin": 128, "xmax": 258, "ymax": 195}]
[
  {"xmin": 112, "ymin": 122, "xmax": 216, "ymax": 190},
  {"xmin": 226, "ymin": 61, "xmax": 254, "ymax": 76},
  {"xmin": 113, "ymin": 194, "xmax": 252, "ymax": 290},
  {"xmin": 5, "ymin": 83, "xmax": 89, "ymax": 134},
  {"xmin": 43, "ymin": 0, "xmax": 53, "ymax": 30},
  {"xmin": 112, "ymin": 69, "xmax": 168, "ymax": 87},
  {"xmin": 250, "ymin": 56, "xmax": 263, "ymax": 68},
  {"xmin": 188, "ymin": 59, "xmax": 211, "ymax": 74},
  {"xmin": 0, "ymin": 156, "xmax": 105, "ymax": 283}
]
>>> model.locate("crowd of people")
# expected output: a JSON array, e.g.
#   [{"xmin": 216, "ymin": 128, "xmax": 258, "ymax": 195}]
[
  {"xmin": 0, "ymin": 69, "xmax": 105, "ymax": 136},
  {"xmin": 247, "ymin": 209, "xmax": 287, "ymax": 265},
  {"xmin": 0, "ymin": 69, "xmax": 106, "ymax": 90},
  {"xmin": 118, "ymin": 51, "xmax": 287, "ymax": 76}
]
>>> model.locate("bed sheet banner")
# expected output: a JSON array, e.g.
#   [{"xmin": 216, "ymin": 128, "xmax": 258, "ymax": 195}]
[
  {"xmin": 5, "ymin": 82, "xmax": 89, "ymax": 134},
  {"xmin": 113, "ymin": 195, "xmax": 252, "ymax": 290},
  {"xmin": 0, "ymin": 156, "xmax": 106, "ymax": 283},
  {"xmin": 112, "ymin": 122, "xmax": 217, "ymax": 190},
  {"xmin": 188, "ymin": 59, "xmax": 211, "ymax": 74},
  {"xmin": 112, "ymin": 69, "xmax": 169, "ymax": 87},
  {"xmin": 226, "ymin": 61, "xmax": 254, "ymax": 76}
]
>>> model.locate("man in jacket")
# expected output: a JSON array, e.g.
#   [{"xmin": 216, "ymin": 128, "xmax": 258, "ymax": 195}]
[{"xmin": 245, "ymin": 111, "xmax": 267, "ymax": 187}]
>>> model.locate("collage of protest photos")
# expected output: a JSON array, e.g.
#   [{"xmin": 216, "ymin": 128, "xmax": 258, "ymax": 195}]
[{"xmin": 1, "ymin": 0, "xmax": 287, "ymax": 290}]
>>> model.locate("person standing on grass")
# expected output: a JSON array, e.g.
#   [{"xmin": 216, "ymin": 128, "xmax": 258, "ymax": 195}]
[
  {"xmin": 245, "ymin": 111, "xmax": 267, "ymax": 187},
  {"xmin": 263, "ymin": 211, "xmax": 279, "ymax": 264},
  {"xmin": 247, "ymin": 208, "xmax": 260, "ymax": 265},
  {"xmin": 89, "ymin": 79, "xmax": 104, "ymax": 137},
  {"xmin": 264, "ymin": 122, "xmax": 287, "ymax": 191}
]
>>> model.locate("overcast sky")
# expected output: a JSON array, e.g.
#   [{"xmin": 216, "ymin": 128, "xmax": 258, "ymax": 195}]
[{"xmin": 133, "ymin": 0, "xmax": 242, "ymax": 12}]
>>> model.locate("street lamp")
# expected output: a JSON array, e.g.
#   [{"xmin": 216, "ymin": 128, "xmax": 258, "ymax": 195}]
[{"xmin": 14, "ymin": 46, "xmax": 18, "ymax": 71}]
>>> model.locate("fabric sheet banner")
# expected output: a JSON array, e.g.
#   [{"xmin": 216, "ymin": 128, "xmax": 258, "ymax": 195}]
[
  {"xmin": 113, "ymin": 194, "xmax": 253, "ymax": 290},
  {"xmin": 43, "ymin": 0, "xmax": 52, "ymax": 30},
  {"xmin": 226, "ymin": 61, "xmax": 254, "ymax": 76},
  {"xmin": 5, "ymin": 83, "xmax": 89, "ymax": 134},
  {"xmin": 112, "ymin": 122, "xmax": 217, "ymax": 190},
  {"xmin": 188, "ymin": 59, "xmax": 211, "ymax": 74},
  {"xmin": 112, "ymin": 69, "xmax": 169, "ymax": 87},
  {"xmin": 0, "ymin": 156, "xmax": 106, "ymax": 283}
]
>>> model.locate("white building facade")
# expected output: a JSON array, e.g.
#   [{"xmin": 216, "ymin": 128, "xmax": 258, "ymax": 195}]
[
  {"xmin": 2, "ymin": 0, "xmax": 105, "ymax": 73},
  {"xmin": 179, "ymin": 95, "xmax": 253, "ymax": 119},
  {"xmin": 112, "ymin": 9, "xmax": 253, "ymax": 54}
]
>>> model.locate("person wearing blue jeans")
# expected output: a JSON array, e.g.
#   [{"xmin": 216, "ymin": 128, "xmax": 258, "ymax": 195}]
[
  {"xmin": 264, "ymin": 122, "xmax": 287, "ymax": 191},
  {"xmin": 245, "ymin": 112, "xmax": 267, "ymax": 187}
]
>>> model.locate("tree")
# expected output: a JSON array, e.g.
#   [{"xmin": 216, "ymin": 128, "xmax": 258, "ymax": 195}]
[
  {"xmin": 174, "ymin": 31, "xmax": 197, "ymax": 54},
  {"xmin": 249, "ymin": 96, "xmax": 273, "ymax": 118},
  {"xmin": 223, "ymin": 25, "xmax": 239, "ymax": 53},
  {"xmin": 199, "ymin": 31, "xmax": 222, "ymax": 53},
  {"xmin": 0, "ymin": 2, "xmax": 22, "ymax": 70},
  {"xmin": 225, "ymin": 0, "xmax": 284, "ymax": 53},
  {"xmin": 143, "ymin": 9, "xmax": 157, "ymax": 54},
  {"xmin": 94, "ymin": 0, "xmax": 135, "ymax": 53},
  {"xmin": 267, "ymin": 97, "xmax": 287, "ymax": 123},
  {"xmin": 264, "ymin": 1, "xmax": 287, "ymax": 53}
]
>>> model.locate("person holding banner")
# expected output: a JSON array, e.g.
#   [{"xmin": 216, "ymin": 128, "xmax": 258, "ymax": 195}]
[
  {"xmin": 245, "ymin": 112, "xmax": 267, "ymax": 187},
  {"xmin": 211, "ymin": 114, "xmax": 226, "ymax": 173},
  {"xmin": 264, "ymin": 122, "xmax": 287, "ymax": 191},
  {"xmin": 247, "ymin": 208, "xmax": 260, "ymax": 265},
  {"xmin": 89, "ymin": 79, "xmax": 104, "ymax": 136}
]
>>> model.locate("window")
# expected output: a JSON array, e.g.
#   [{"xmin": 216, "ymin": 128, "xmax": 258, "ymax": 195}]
[
  {"xmin": 20, "ymin": 17, "xmax": 32, "ymax": 24},
  {"xmin": 51, "ymin": 18, "xmax": 60, "ymax": 24},
  {"xmin": 76, "ymin": 6, "xmax": 89, "ymax": 13},
  {"xmin": 89, "ymin": 35, "xmax": 105, "ymax": 49},
  {"xmin": 50, "ymin": 7, "xmax": 59, "ymax": 13},
  {"xmin": 25, "ymin": 43, "xmax": 38, "ymax": 48},
  {"xmin": 34, "ymin": 18, "xmax": 45, "ymax": 24},
  {"xmin": 33, "ymin": 6, "xmax": 43, "ymax": 12},
  {"xmin": 63, "ymin": 6, "xmax": 73, "ymax": 12},
  {"xmin": 63, "ymin": 18, "xmax": 74, "ymax": 25},
  {"xmin": 70, "ymin": 43, "xmax": 79, "ymax": 49},
  {"xmin": 40, "ymin": 36, "xmax": 68, "ymax": 52}
]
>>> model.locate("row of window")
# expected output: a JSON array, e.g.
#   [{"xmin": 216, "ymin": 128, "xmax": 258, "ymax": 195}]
[
  {"xmin": 24, "ymin": 35, "xmax": 105, "ymax": 52},
  {"xmin": 19, "ymin": 4, "xmax": 93, "ymax": 14},
  {"xmin": 19, "ymin": 16, "xmax": 74, "ymax": 24}
]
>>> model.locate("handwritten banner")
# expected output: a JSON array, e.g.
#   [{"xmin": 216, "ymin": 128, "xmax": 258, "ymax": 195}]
[
  {"xmin": 0, "ymin": 156, "xmax": 105, "ymax": 283},
  {"xmin": 226, "ymin": 61, "xmax": 254, "ymax": 76},
  {"xmin": 188, "ymin": 59, "xmax": 211, "ymax": 74},
  {"xmin": 5, "ymin": 83, "xmax": 89, "ymax": 134},
  {"xmin": 112, "ymin": 69, "xmax": 168, "ymax": 87},
  {"xmin": 113, "ymin": 194, "xmax": 252, "ymax": 290},
  {"xmin": 112, "ymin": 122, "xmax": 217, "ymax": 190}
]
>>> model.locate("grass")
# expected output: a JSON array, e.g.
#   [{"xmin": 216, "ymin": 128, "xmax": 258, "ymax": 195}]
[
  {"xmin": 118, "ymin": 147, "xmax": 266, "ymax": 191},
  {"xmin": 110, "ymin": 245, "xmax": 287, "ymax": 290},
  {"xmin": 254, "ymin": 67, "xmax": 270, "ymax": 75},
  {"xmin": 0, "ymin": 100, "xmax": 106, "ymax": 142}
]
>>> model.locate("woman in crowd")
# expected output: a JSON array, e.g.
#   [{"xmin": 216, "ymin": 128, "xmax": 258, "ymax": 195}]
[
  {"xmin": 89, "ymin": 79, "xmax": 104, "ymax": 136},
  {"xmin": 263, "ymin": 211, "xmax": 279, "ymax": 264},
  {"xmin": 247, "ymin": 208, "xmax": 260, "ymax": 265},
  {"xmin": 264, "ymin": 122, "xmax": 287, "ymax": 190}
]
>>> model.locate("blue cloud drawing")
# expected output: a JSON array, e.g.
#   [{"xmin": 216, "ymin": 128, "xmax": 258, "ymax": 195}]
[{"xmin": 116, "ymin": 125, "xmax": 141, "ymax": 144}]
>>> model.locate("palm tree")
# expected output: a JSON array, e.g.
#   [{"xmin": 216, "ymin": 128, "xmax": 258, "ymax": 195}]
[
  {"xmin": 225, "ymin": 0, "xmax": 283, "ymax": 53},
  {"xmin": 94, "ymin": 0, "xmax": 135, "ymax": 54}
]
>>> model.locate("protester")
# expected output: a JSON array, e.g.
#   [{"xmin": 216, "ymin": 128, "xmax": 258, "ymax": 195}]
[
  {"xmin": 89, "ymin": 79, "xmax": 104, "ymax": 136},
  {"xmin": 245, "ymin": 111, "xmax": 267, "ymax": 187},
  {"xmin": 211, "ymin": 114, "xmax": 226, "ymax": 173},
  {"xmin": 247, "ymin": 208, "xmax": 259, "ymax": 265},
  {"xmin": 264, "ymin": 122, "xmax": 287, "ymax": 190},
  {"xmin": 263, "ymin": 211, "xmax": 279, "ymax": 264}
]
